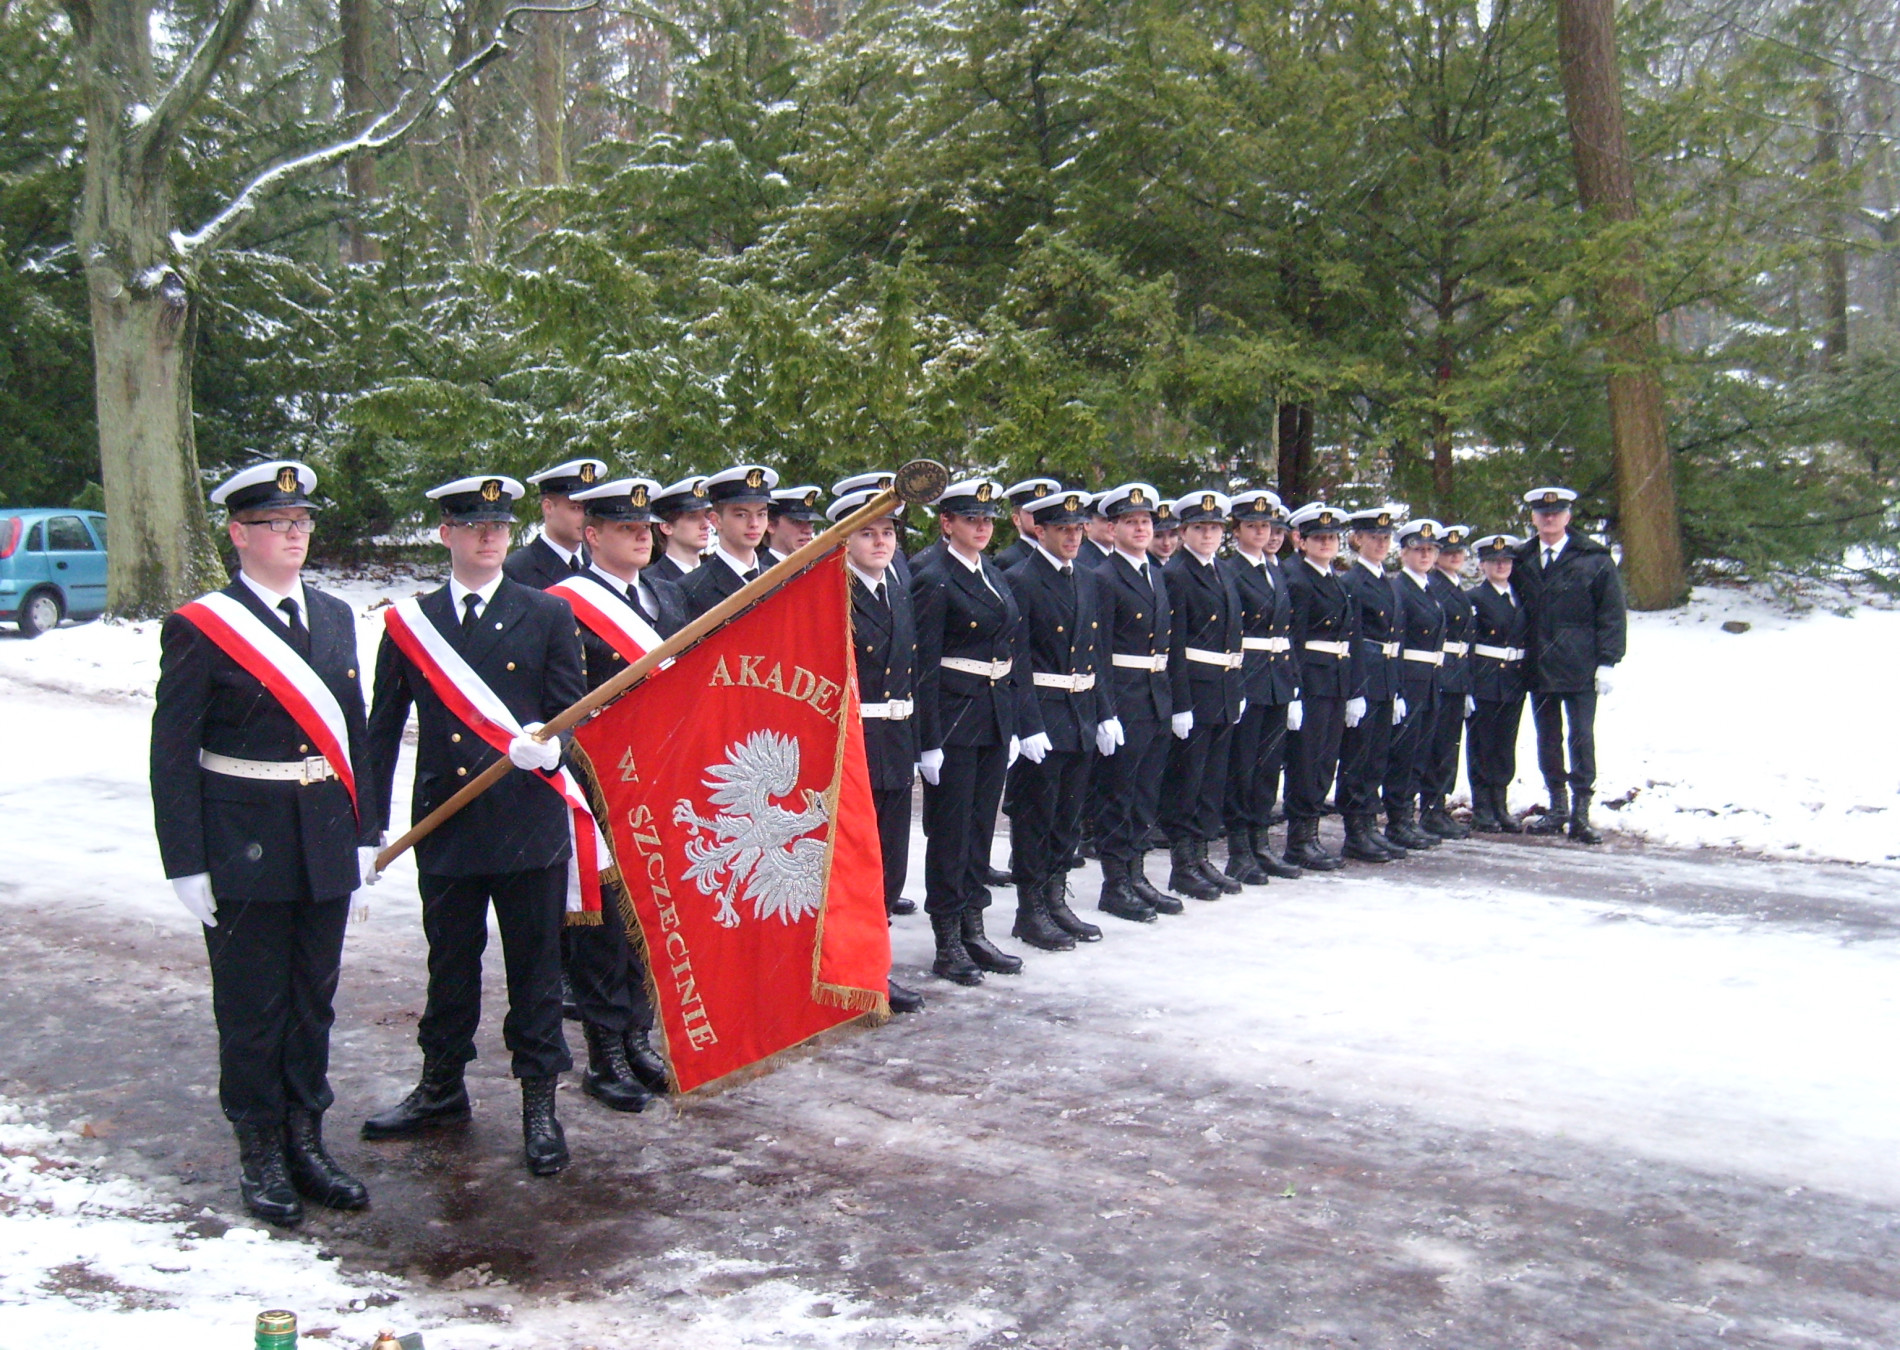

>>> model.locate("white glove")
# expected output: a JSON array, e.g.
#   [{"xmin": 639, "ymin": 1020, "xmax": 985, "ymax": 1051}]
[
  {"xmin": 1285, "ymin": 699, "xmax": 1303, "ymax": 731},
  {"xmin": 171, "ymin": 873, "xmax": 217, "ymax": 927},
  {"xmin": 1392, "ymin": 697, "xmax": 1407, "ymax": 725},
  {"xmin": 1171, "ymin": 711, "xmax": 1195, "ymax": 739},
  {"xmin": 1344, "ymin": 697, "xmax": 1367, "ymax": 728},
  {"xmin": 508, "ymin": 722, "xmax": 562, "ymax": 772},
  {"xmin": 1237, "ymin": 699, "xmax": 1248, "ymax": 718},
  {"xmin": 1595, "ymin": 666, "xmax": 1613, "ymax": 696},
  {"xmin": 1007, "ymin": 734, "xmax": 1021, "ymax": 767},
  {"xmin": 1095, "ymin": 717, "xmax": 1125, "ymax": 756},
  {"xmin": 359, "ymin": 845, "xmax": 382, "ymax": 888},
  {"xmin": 1019, "ymin": 731, "xmax": 1052, "ymax": 764},
  {"xmin": 1465, "ymin": 694, "xmax": 1477, "ymax": 719},
  {"xmin": 919, "ymin": 748, "xmax": 944, "ymax": 785}
]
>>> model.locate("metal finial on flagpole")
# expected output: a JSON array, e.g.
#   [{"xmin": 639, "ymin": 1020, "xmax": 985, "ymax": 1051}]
[{"xmin": 894, "ymin": 458, "xmax": 949, "ymax": 505}]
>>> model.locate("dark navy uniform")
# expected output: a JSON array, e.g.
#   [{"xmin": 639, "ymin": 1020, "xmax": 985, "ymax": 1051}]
[
  {"xmin": 1338, "ymin": 554, "xmax": 1402, "ymax": 823},
  {"xmin": 1221, "ymin": 541, "xmax": 1298, "ymax": 852},
  {"xmin": 679, "ymin": 551, "xmax": 759, "ymax": 617},
  {"xmin": 503, "ymin": 534, "xmax": 586, "ymax": 589},
  {"xmin": 1424, "ymin": 550, "xmax": 1476, "ymax": 836},
  {"xmin": 1385, "ymin": 562, "xmax": 1446, "ymax": 837},
  {"xmin": 1280, "ymin": 513, "xmax": 1355, "ymax": 869},
  {"xmin": 1160, "ymin": 532, "xmax": 1244, "ymax": 866},
  {"xmin": 1466, "ymin": 567, "xmax": 1531, "ymax": 829},
  {"xmin": 849, "ymin": 564, "xmax": 919, "ymax": 914}
]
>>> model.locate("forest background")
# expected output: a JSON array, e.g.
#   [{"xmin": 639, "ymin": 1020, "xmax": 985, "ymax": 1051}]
[{"xmin": 3, "ymin": 0, "xmax": 1897, "ymax": 607}]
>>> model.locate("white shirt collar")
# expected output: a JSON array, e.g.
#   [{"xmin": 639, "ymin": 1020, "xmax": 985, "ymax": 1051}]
[
  {"xmin": 540, "ymin": 534, "xmax": 581, "ymax": 566},
  {"xmin": 1491, "ymin": 580, "xmax": 1515, "ymax": 598},
  {"xmin": 238, "ymin": 569, "xmax": 307, "ymax": 623},
  {"xmin": 946, "ymin": 542, "xmax": 985, "ymax": 574},
  {"xmin": 1235, "ymin": 544, "xmax": 1267, "ymax": 566},
  {"xmin": 1114, "ymin": 545, "xmax": 1150, "ymax": 571},
  {"xmin": 713, "ymin": 543, "xmax": 758, "ymax": 578},
  {"xmin": 1357, "ymin": 555, "xmax": 1385, "ymax": 577},
  {"xmin": 1302, "ymin": 555, "xmax": 1333, "ymax": 576},
  {"xmin": 847, "ymin": 560, "xmax": 888, "ymax": 592},
  {"xmin": 1033, "ymin": 541, "xmax": 1076, "ymax": 573},
  {"xmin": 1185, "ymin": 544, "xmax": 1219, "ymax": 566},
  {"xmin": 449, "ymin": 571, "xmax": 505, "ymax": 615},
  {"xmin": 1539, "ymin": 535, "xmax": 1567, "ymax": 560},
  {"xmin": 589, "ymin": 561, "xmax": 639, "ymax": 593},
  {"xmin": 1090, "ymin": 538, "xmax": 1114, "ymax": 556},
  {"xmin": 1403, "ymin": 566, "xmax": 1432, "ymax": 588}
]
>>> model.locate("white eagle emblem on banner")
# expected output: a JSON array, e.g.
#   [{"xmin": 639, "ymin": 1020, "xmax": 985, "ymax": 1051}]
[{"xmin": 673, "ymin": 730, "xmax": 830, "ymax": 928}]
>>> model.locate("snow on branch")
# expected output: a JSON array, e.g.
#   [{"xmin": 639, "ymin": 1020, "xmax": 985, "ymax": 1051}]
[
  {"xmin": 137, "ymin": 0, "xmax": 263, "ymax": 160},
  {"xmin": 172, "ymin": 0, "xmax": 600, "ymax": 260}
]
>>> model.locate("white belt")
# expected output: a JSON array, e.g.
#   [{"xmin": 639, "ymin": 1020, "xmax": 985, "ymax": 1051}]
[
  {"xmin": 1111, "ymin": 653, "xmax": 1168, "ymax": 671},
  {"xmin": 1303, "ymin": 640, "xmax": 1350, "ymax": 657},
  {"xmin": 199, "ymin": 749, "xmax": 337, "ymax": 785},
  {"xmin": 860, "ymin": 698, "xmax": 914, "ymax": 720},
  {"xmin": 1185, "ymin": 647, "xmax": 1244, "ymax": 670},
  {"xmin": 1402, "ymin": 648, "xmax": 1444, "ymax": 666},
  {"xmin": 1032, "ymin": 671, "xmax": 1097, "ymax": 692},
  {"xmin": 940, "ymin": 656, "xmax": 1013, "ymax": 681},
  {"xmin": 1361, "ymin": 639, "xmax": 1400, "ymax": 658},
  {"xmin": 1474, "ymin": 644, "xmax": 1526, "ymax": 662},
  {"xmin": 1241, "ymin": 636, "xmax": 1291, "ymax": 653},
  {"xmin": 1443, "ymin": 642, "xmax": 1469, "ymax": 657}
]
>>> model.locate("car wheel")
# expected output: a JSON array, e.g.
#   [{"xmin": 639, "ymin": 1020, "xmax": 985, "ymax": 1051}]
[{"xmin": 18, "ymin": 588, "xmax": 62, "ymax": 638}]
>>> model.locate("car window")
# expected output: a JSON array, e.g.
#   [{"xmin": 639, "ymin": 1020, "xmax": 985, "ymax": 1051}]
[
  {"xmin": 26, "ymin": 521, "xmax": 44, "ymax": 551},
  {"xmin": 89, "ymin": 516, "xmax": 108, "ymax": 548},
  {"xmin": 46, "ymin": 516, "xmax": 93, "ymax": 551}
]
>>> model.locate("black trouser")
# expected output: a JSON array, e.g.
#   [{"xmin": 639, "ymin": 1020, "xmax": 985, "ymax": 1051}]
[
  {"xmin": 1006, "ymin": 748, "xmax": 1090, "ymax": 890},
  {"xmin": 1161, "ymin": 717, "xmax": 1233, "ymax": 843},
  {"xmin": 873, "ymin": 785, "xmax": 912, "ymax": 909},
  {"xmin": 1466, "ymin": 695, "xmax": 1525, "ymax": 791},
  {"xmin": 1532, "ymin": 689, "xmax": 1598, "ymax": 794},
  {"xmin": 1382, "ymin": 687, "xmax": 1437, "ymax": 812},
  {"xmin": 563, "ymin": 878, "xmax": 654, "ymax": 1037},
  {"xmin": 1095, "ymin": 714, "xmax": 1168, "ymax": 864},
  {"xmin": 417, "ymin": 865, "xmax": 572, "ymax": 1079},
  {"xmin": 203, "ymin": 895, "xmax": 351, "ymax": 1126},
  {"xmin": 1223, "ymin": 699, "xmax": 1289, "ymax": 833},
  {"xmin": 1337, "ymin": 697, "xmax": 1395, "ymax": 814},
  {"xmin": 921, "ymin": 742, "xmax": 1008, "ymax": 917},
  {"xmin": 1284, "ymin": 695, "xmax": 1344, "ymax": 823},
  {"xmin": 1426, "ymin": 689, "xmax": 1467, "ymax": 801}
]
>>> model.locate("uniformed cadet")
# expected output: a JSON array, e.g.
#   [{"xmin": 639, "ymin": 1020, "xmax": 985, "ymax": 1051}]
[
  {"xmin": 910, "ymin": 477, "xmax": 1040, "ymax": 984},
  {"xmin": 151, "ymin": 461, "xmax": 374, "ymax": 1227},
  {"xmin": 1160, "ymin": 490, "xmax": 1248, "ymax": 900},
  {"xmin": 1422, "ymin": 525, "xmax": 1476, "ymax": 840},
  {"xmin": 559, "ymin": 476, "xmax": 687, "ymax": 1107},
  {"xmin": 1002, "ymin": 489, "xmax": 1111, "ymax": 952},
  {"xmin": 1465, "ymin": 533, "xmax": 1530, "ymax": 833},
  {"xmin": 1090, "ymin": 484, "xmax": 1185, "ymax": 921},
  {"xmin": 646, "ymin": 474, "xmax": 713, "ymax": 586},
  {"xmin": 1078, "ymin": 500, "xmax": 1118, "ymax": 570},
  {"xmin": 1337, "ymin": 506, "xmax": 1415, "ymax": 863},
  {"xmin": 764, "ymin": 485, "xmax": 824, "ymax": 564},
  {"xmin": 1384, "ymin": 519, "xmax": 1449, "ymax": 851},
  {"xmin": 505, "ymin": 458, "xmax": 607, "ymax": 588},
  {"xmin": 833, "ymin": 471, "xmax": 913, "ymax": 586},
  {"xmin": 994, "ymin": 477, "xmax": 1062, "ymax": 571},
  {"xmin": 1147, "ymin": 503, "xmax": 1181, "ymax": 564},
  {"xmin": 1219, "ymin": 490, "xmax": 1304, "ymax": 885},
  {"xmin": 1280, "ymin": 504, "xmax": 1354, "ymax": 872},
  {"xmin": 831, "ymin": 490, "xmax": 926, "ymax": 1014},
  {"xmin": 361, "ymin": 474, "xmax": 583, "ymax": 1177},
  {"xmin": 679, "ymin": 465, "xmax": 779, "ymax": 617},
  {"xmin": 1512, "ymin": 487, "xmax": 1628, "ymax": 843}
]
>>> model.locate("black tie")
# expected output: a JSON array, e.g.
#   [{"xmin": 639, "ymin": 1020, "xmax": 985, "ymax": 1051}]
[
  {"xmin": 872, "ymin": 581, "xmax": 888, "ymax": 612},
  {"xmin": 568, "ymin": 553, "xmax": 584, "ymax": 573},
  {"xmin": 278, "ymin": 597, "xmax": 310, "ymax": 657},
  {"xmin": 1543, "ymin": 547, "xmax": 1555, "ymax": 570},
  {"xmin": 745, "ymin": 565, "xmax": 763, "ymax": 583},
  {"xmin": 460, "ymin": 592, "xmax": 481, "ymax": 639}
]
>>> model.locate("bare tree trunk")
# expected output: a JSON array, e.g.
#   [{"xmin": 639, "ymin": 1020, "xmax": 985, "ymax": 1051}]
[
  {"xmin": 1557, "ymin": 0, "xmax": 1687, "ymax": 610},
  {"xmin": 1816, "ymin": 84, "xmax": 1849, "ymax": 369},
  {"xmin": 1277, "ymin": 402, "xmax": 1314, "ymax": 503},
  {"xmin": 341, "ymin": 0, "xmax": 382, "ymax": 262},
  {"xmin": 531, "ymin": 10, "xmax": 567, "ymax": 187}
]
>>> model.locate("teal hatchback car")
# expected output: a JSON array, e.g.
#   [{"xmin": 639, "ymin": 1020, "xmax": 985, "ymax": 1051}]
[{"xmin": 0, "ymin": 508, "xmax": 109, "ymax": 636}]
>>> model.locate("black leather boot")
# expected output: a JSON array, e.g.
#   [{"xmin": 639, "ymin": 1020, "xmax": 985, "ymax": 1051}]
[
  {"xmin": 1343, "ymin": 814, "xmax": 1397, "ymax": 863},
  {"xmin": 1251, "ymin": 828, "xmax": 1303, "ymax": 880},
  {"xmin": 1420, "ymin": 796, "xmax": 1472, "ymax": 840},
  {"xmin": 622, "ymin": 1029, "xmax": 670, "ymax": 1094},
  {"xmin": 1194, "ymin": 840, "xmax": 1245, "ymax": 894},
  {"xmin": 984, "ymin": 864, "xmax": 1014, "ymax": 888},
  {"xmin": 1527, "ymin": 782, "xmax": 1570, "ymax": 835},
  {"xmin": 1044, "ymin": 876, "xmax": 1102, "ymax": 942},
  {"xmin": 235, "ymin": 1121, "xmax": 303, "ymax": 1227},
  {"xmin": 930, "ymin": 911, "xmax": 984, "ymax": 983},
  {"xmin": 1491, "ymin": 786, "xmax": 1524, "ymax": 833},
  {"xmin": 886, "ymin": 895, "xmax": 917, "ymax": 916},
  {"xmin": 283, "ymin": 1109, "xmax": 368, "ymax": 1211},
  {"xmin": 888, "ymin": 979, "xmax": 925, "ymax": 1014},
  {"xmin": 520, "ymin": 1075, "xmax": 569, "ymax": 1176},
  {"xmin": 1468, "ymin": 787, "xmax": 1504, "ymax": 832},
  {"xmin": 361, "ymin": 1057, "xmax": 470, "ymax": 1139},
  {"xmin": 1097, "ymin": 858, "xmax": 1156, "ymax": 923},
  {"xmin": 961, "ymin": 907, "xmax": 1024, "ymax": 974},
  {"xmin": 1385, "ymin": 804, "xmax": 1438, "ymax": 852},
  {"xmin": 1568, "ymin": 791, "xmax": 1604, "ymax": 844},
  {"xmin": 1129, "ymin": 854, "xmax": 1185, "ymax": 914},
  {"xmin": 1284, "ymin": 818, "xmax": 1344, "ymax": 871},
  {"xmin": 1222, "ymin": 832, "xmax": 1270, "ymax": 886},
  {"xmin": 1169, "ymin": 841, "xmax": 1222, "ymax": 900},
  {"xmin": 582, "ymin": 1021, "xmax": 652, "ymax": 1113},
  {"xmin": 1011, "ymin": 879, "xmax": 1076, "ymax": 952}
]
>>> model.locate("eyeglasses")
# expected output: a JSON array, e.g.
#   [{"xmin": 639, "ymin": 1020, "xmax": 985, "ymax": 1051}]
[{"xmin": 243, "ymin": 517, "xmax": 316, "ymax": 534}]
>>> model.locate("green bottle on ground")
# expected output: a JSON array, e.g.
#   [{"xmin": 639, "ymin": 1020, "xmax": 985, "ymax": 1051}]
[{"xmin": 254, "ymin": 1309, "xmax": 297, "ymax": 1348}]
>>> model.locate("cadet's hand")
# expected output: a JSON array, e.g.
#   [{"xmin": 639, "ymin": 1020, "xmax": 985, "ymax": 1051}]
[
  {"xmin": 1285, "ymin": 699, "xmax": 1303, "ymax": 732},
  {"xmin": 1595, "ymin": 666, "xmax": 1614, "ymax": 696},
  {"xmin": 1095, "ymin": 718, "xmax": 1125, "ymax": 756},
  {"xmin": 508, "ymin": 722, "xmax": 562, "ymax": 772},
  {"xmin": 172, "ymin": 873, "xmax": 217, "ymax": 927},
  {"xmin": 1465, "ymin": 694, "xmax": 1477, "ymax": 719},
  {"xmin": 1020, "ymin": 731, "xmax": 1053, "ymax": 764},
  {"xmin": 919, "ymin": 748, "xmax": 944, "ymax": 785},
  {"xmin": 359, "ymin": 846, "xmax": 382, "ymax": 888},
  {"xmin": 1171, "ymin": 711, "xmax": 1195, "ymax": 740},
  {"xmin": 1392, "ymin": 696, "xmax": 1406, "ymax": 725},
  {"xmin": 1007, "ymin": 735, "xmax": 1021, "ymax": 767},
  {"xmin": 1344, "ymin": 697, "xmax": 1367, "ymax": 728}
]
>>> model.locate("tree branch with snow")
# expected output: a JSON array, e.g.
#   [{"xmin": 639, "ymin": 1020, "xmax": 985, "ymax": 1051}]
[{"xmin": 135, "ymin": 0, "xmax": 262, "ymax": 162}]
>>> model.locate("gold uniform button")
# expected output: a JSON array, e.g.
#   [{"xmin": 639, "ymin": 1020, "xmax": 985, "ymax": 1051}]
[
  {"xmin": 299, "ymin": 744, "xmax": 309, "ymax": 753},
  {"xmin": 347, "ymin": 669, "xmax": 356, "ymax": 679},
  {"xmin": 1056, "ymin": 625, "xmax": 1064, "ymax": 633},
  {"xmin": 1135, "ymin": 611, "xmax": 1143, "ymax": 619},
  {"xmin": 451, "ymin": 732, "xmax": 462, "ymax": 743},
  {"xmin": 970, "ymin": 621, "xmax": 978, "ymax": 628},
  {"xmin": 507, "ymin": 661, "xmax": 516, "ymax": 671},
  {"xmin": 456, "ymin": 766, "xmax": 467, "ymax": 777}
]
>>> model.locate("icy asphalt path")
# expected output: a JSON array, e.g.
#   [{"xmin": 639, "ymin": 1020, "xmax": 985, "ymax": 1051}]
[{"xmin": 2, "ymin": 672, "xmax": 1899, "ymax": 1347}]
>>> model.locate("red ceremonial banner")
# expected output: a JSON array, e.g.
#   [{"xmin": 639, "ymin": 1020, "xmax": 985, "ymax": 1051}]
[{"xmin": 573, "ymin": 556, "xmax": 893, "ymax": 1092}]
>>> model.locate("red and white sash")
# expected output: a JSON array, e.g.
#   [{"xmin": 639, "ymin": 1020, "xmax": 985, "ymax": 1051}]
[
  {"xmin": 548, "ymin": 573, "xmax": 667, "ymax": 667},
  {"xmin": 382, "ymin": 596, "xmax": 608, "ymax": 916},
  {"xmin": 176, "ymin": 591, "xmax": 358, "ymax": 817}
]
